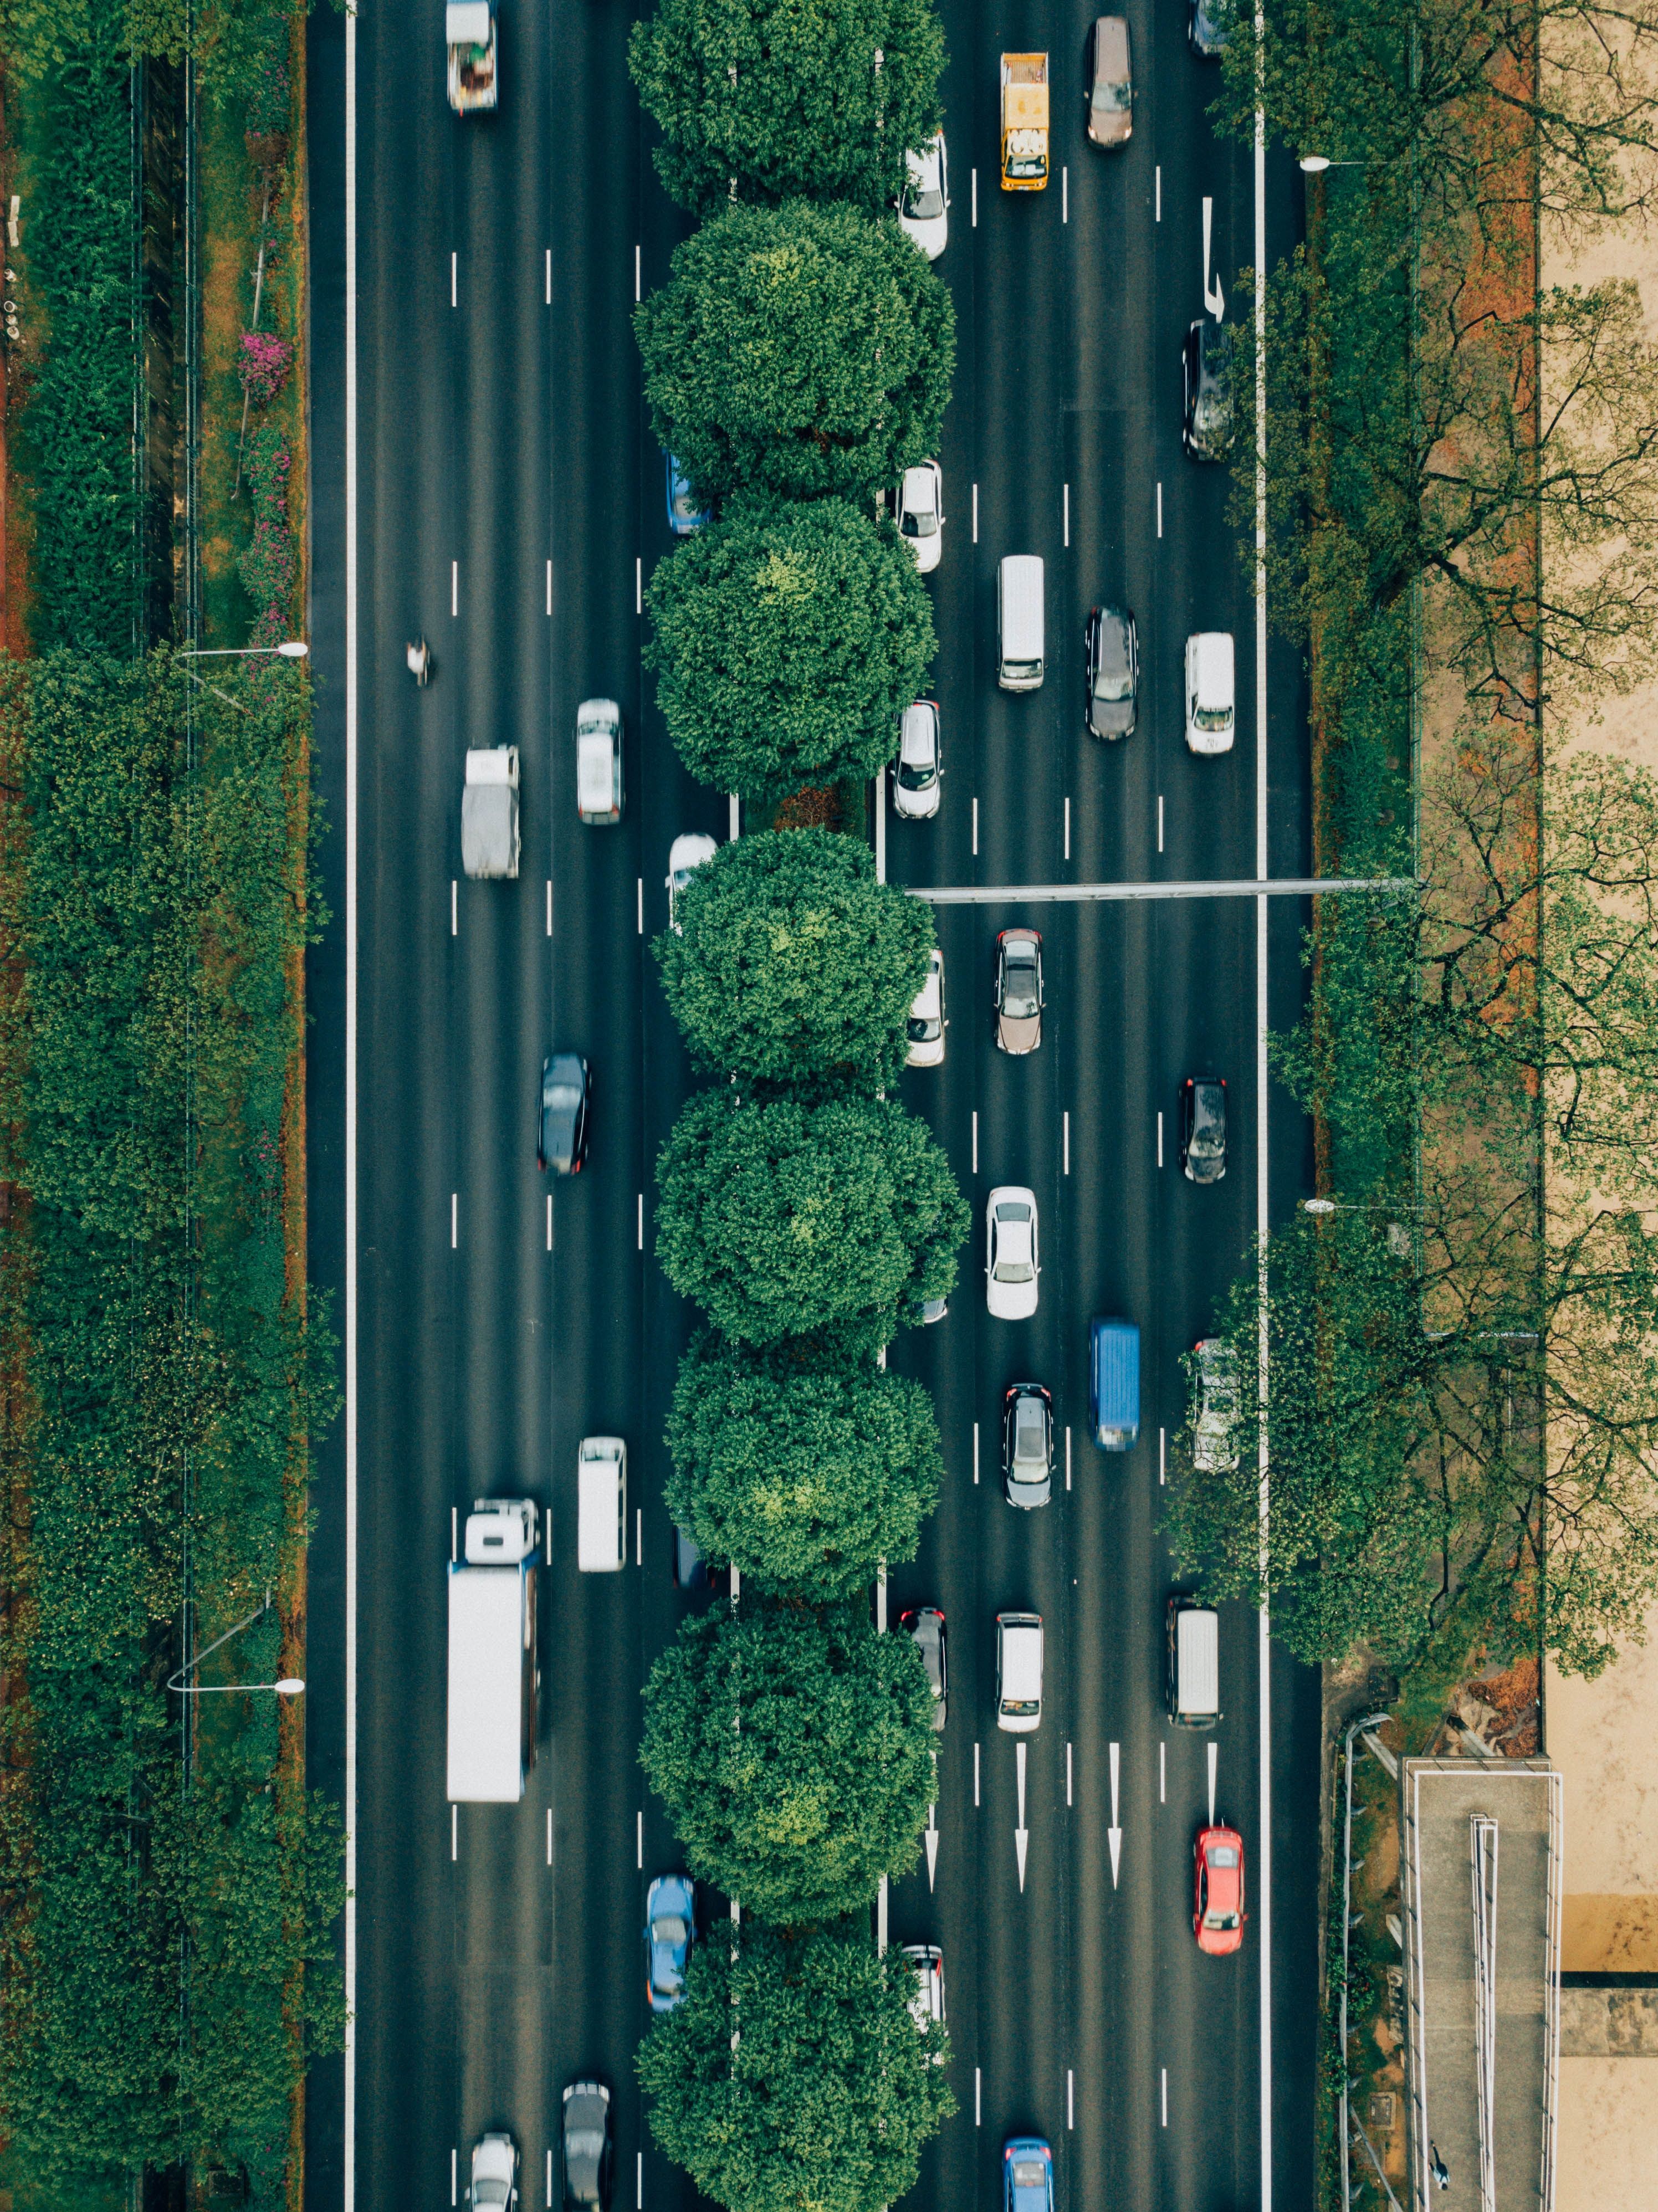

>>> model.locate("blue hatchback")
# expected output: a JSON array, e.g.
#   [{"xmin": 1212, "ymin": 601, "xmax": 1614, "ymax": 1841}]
[
  {"xmin": 664, "ymin": 454, "xmax": 711, "ymax": 536},
  {"xmin": 645, "ymin": 1874, "xmax": 695, "ymax": 2012},
  {"xmin": 1004, "ymin": 2138, "xmax": 1053, "ymax": 2212}
]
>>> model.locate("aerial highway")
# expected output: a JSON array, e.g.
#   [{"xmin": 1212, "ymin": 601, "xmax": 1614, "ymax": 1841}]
[{"xmin": 304, "ymin": 2, "xmax": 1322, "ymax": 2209}]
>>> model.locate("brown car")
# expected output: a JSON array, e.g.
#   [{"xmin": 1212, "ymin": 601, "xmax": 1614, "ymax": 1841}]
[
  {"xmin": 1087, "ymin": 17, "xmax": 1132, "ymax": 147},
  {"xmin": 995, "ymin": 929, "xmax": 1045, "ymax": 1054}
]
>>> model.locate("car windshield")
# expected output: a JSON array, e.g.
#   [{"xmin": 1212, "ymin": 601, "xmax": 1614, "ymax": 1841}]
[
  {"xmin": 1208, "ymin": 1845, "xmax": 1239, "ymax": 1867},
  {"xmin": 909, "ymin": 1012, "xmax": 941, "ymax": 1042},
  {"xmin": 1003, "ymin": 955, "xmax": 1038, "ymax": 1013},
  {"xmin": 652, "ymin": 1914, "xmax": 687, "ymax": 1943},
  {"xmin": 547, "ymin": 1085, "xmax": 581, "ymax": 1111},
  {"xmin": 1205, "ymin": 1906, "xmax": 1242, "ymax": 1929},
  {"xmin": 566, "ymin": 2132, "xmax": 605, "ymax": 2163},
  {"xmin": 904, "ymin": 181, "xmax": 945, "ymax": 218},
  {"xmin": 1194, "ymin": 704, "xmax": 1231, "ymax": 731},
  {"xmin": 1003, "ymin": 1698, "xmax": 1038, "ymax": 1716},
  {"xmin": 1092, "ymin": 76, "xmax": 1129, "ymax": 109},
  {"xmin": 897, "ymin": 756, "xmax": 935, "ymax": 788},
  {"xmin": 474, "ymin": 2185, "xmax": 509, "ymax": 2209},
  {"xmin": 903, "ymin": 506, "xmax": 937, "ymax": 536}
]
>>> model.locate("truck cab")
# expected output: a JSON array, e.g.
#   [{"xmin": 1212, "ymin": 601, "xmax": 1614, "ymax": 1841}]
[
  {"xmin": 1001, "ymin": 54, "xmax": 1050, "ymax": 190},
  {"xmin": 447, "ymin": 2, "xmax": 498, "ymax": 112}
]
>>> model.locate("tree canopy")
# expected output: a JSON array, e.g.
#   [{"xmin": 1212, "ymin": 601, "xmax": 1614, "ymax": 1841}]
[
  {"xmin": 628, "ymin": 0, "xmax": 946, "ymax": 218},
  {"xmin": 637, "ymin": 1922, "xmax": 954, "ymax": 2212},
  {"xmin": 639, "ymin": 1600, "xmax": 937, "ymax": 1920},
  {"xmin": 655, "ymin": 828, "xmax": 933, "ymax": 1088},
  {"xmin": 666, "ymin": 1331, "xmax": 943, "ymax": 1596},
  {"xmin": 655, "ymin": 1089, "xmax": 968, "ymax": 1348},
  {"xmin": 635, "ymin": 199, "xmax": 955, "ymax": 505},
  {"xmin": 645, "ymin": 495, "xmax": 936, "ymax": 798}
]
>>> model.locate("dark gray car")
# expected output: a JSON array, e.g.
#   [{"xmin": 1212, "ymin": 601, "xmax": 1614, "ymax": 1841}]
[
  {"xmin": 995, "ymin": 929, "xmax": 1044, "ymax": 1053},
  {"xmin": 1002, "ymin": 1384, "xmax": 1054, "ymax": 1509},
  {"xmin": 1180, "ymin": 1076, "xmax": 1227, "ymax": 1185},
  {"xmin": 562, "ymin": 2083, "xmax": 612, "ymax": 2211},
  {"xmin": 900, "ymin": 1605, "xmax": 948, "ymax": 1730},
  {"xmin": 539, "ymin": 1053, "xmax": 591, "ymax": 1174},
  {"xmin": 1183, "ymin": 319, "xmax": 1235, "ymax": 460},
  {"xmin": 1086, "ymin": 604, "xmax": 1138, "ymax": 738}
]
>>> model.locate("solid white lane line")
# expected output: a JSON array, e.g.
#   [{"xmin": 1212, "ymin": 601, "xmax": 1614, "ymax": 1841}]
[
  {"xmin": 546, "ymin": 1811, "xmax": 552, "ymax": 1868},
  {"xmin": 544, "ymin": 249, "xmax": 551, "ymax": 304},
  {"xmin": 1068, "ymin": 2070, "xmax": 1074, "ymax": 2128},
  {"xmin": 636, "ymin": 1810, "xmax": 643, "ymax": 1867},
  {"xmin": 729, "ymin": 792, "xmax": 740, "ymax": 841},
  {"xmin": 545, "ymin": 559, "xmax": 552, "ymax": 616},
  {"xmin": 1066, "ymin": 1741, "xmax": 1073, "ymax": 1805},
  {"xmin": 972, "ymin": 482, "xmax": 979, "ymax": 542},
  {"xmin": 452, "ymin": 2150, "xmax": 458, "ymax": 2206},
  {"xmin": 1065, "ymin": 1426, "xmax": 1072, "ymax": 1489},
  {"xmin": 974, "ymin": 1740, "xmax": 981, "ymax": 1805},
  {"xmin": 635, "ymin": 557, "xmax": 642, "ymax": 615},
  {"xmin": 1158, "ymin": 795, "xmax": 1165, "ymax": 852},
  {"xmin": 1160, "ymin": 1740, "xmax": 1166, "ymax": 1803},
  {"xmin": 545, "ymin": 1195, "xmax": 552, "ymax": 1252},
  {"xmin": 636, "ymin": 1508, "xmax": 642, "ymax": 1567},
  {"xmin": 450, "ymin": 250, "xmax": 456, "ymax": 307},
  {"xmin": 1255, "ymin": 20, "xmax": 1275, "ymax": 2202},
  {"xmin": 975, "ymin": 2068, "xmax": 982, "ymax": 2125},
  {"xmin": 1064, "ymin": 796, "xmax": 1071, "ymax": 860},
  {"xmin": 1063, "ymin": 482, "xmax": 1070, "ymax": 545},
  {"xmin": 451, "ymin": 1804, "xmax": 458, "ymax": 1862},
  {"xmin": 973, "ymin": 1422, "xmax": 980, "ymax": 1484},
  {"xmin": 972, "ymin": 796, "xmax": 979, "ymax": 854},
  {"xmin": 451, "ymin": 879, "xmax": 457, "ymax": 936},
  {"xmin": 1159, "ymin": 1427, "xmax": 1166, "ymax": 1486},
  {"xmin": 546, "ymin": 879, "xmax": 552, "ymax": 935},
  {"xmin": 1209, "ymin": 1739, "xmax": 1219, "ymax": 1827},
  {"xmin": 1156, "ymin": 165, "xmax": 1162, "ymax": 221},
  {"xmin": 544, "ymin": 1507, "xmax": 552, "ymax": 1564},
  {"xmin": 451, "ymin": 1193, "xmax": 458, "ymax": 1249},
  {"xmin": 634, "ymin": 2154, "xmax": 642, "ymax": 2211},
  {"xmin": 971, "ymin": 1111, "xmax": 978, "ymax": 1172},
  {"xmin": 637, "ymin": 878, "xmax": 643, "ymax": 934},
  {"xmin": 1156, "ymin": 482, "xmax": 1163, "ymax": 537},
  {"xmin": 1062, "ymin": 166, "xmax": 1068, "ymax": 223},
  {"xmin": 971, "ymin": 169, "xmax": 978, "ymax": 226},
  {"xmin": 1157, "ymin": 1111, "xmax": 1164, "ymax": 1168},
  {"xmin": 637, "ymin": 1194, "xmax": 644, "ymax": 1250},
  {"xmin": 451, "ymin": 560, "xmax": 458, "ymax": 617},
  {"xmin": 1161, "ymin": 2069, "xmax": 1168, "ymax": 2127},
  {"xmin": 1063, "ymin": 1111, "xmax": 1070, "ymax": 1175},
  {"xmin": 344, "ymin": 15, "xmax": 358, "ymax": 2188},
  {"xmin": 451, "ymin": 1507, "xmax": 458, "ymax": 1563},
  {"xmin": 877, "ymin": 1875, "xmax": 888, "ymax": 1954},
  {"xmin": 634, "ymin": 243, "xmax": 641, "ymax": 303}
]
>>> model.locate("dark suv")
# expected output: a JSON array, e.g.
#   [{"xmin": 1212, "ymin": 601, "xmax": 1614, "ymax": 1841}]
[
  {"xmin": 1183, "ymin": 319, "xmax": 1235, "ymax": 460},
  {"xmin": 1180, "ymin": 1076, "xmax": 1227, "ymax": 1185},
  {"xmin": 1002, "ymin": 1383, "xmax": 1055, "ymax": 1509},
  {"xmin": 1084, "ymin": 604, "xmax": 1138, "ymax": 739}
]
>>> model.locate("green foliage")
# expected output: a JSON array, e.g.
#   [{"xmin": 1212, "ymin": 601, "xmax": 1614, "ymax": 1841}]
[
  {"xmin": 655, "ymin": 828, "xmax": 933, "ymax": 1088},
  {"xmin": 655, "ymin": 1089, "xmax": 968, "ymax": 1349},
  {"xmin": 0, "ymin": 653, "xmax": 341, "ymax": 2183},
  {"xmin": 1, "ymin": 0, "xmax": 311, "ymax": 100},
  {"xmin": 238, "ymin": 426, "xmax": 299, "ymax": 641},
  {"xmin": 666, "ymin": 1330, "xmax": 942, "ymax": 1596},
  {"xmin": 636, "ymin": 199, "xmax": 955, "ymax": 506},
  {"xmin": 645, "ymin": 495, "xmax": 935, "ymax": 798},
  {"xmin": 628, "ymin": 0, "xmax": 946, "ymax": 218},
  {"xmin": 639, "ymin": 1601, "xmax": 937, "ymax": 1919},
  {"xmin": 637, "ymin": 1922, "xmax": 954, "ymax": 2212}
]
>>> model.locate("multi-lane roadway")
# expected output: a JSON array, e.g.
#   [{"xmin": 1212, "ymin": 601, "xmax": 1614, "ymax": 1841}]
[{"xmin": 304, "ymin": 3, "xmax": 1322, "ymax": 2210}]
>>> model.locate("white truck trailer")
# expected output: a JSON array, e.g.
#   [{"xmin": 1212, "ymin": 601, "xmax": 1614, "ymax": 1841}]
[
  {"xmin": 461, "ymin": 745, "xmax": 521, "ymax": 879},
  {"xmin": 447, "ymin": 1498, "xmax": 539, "ymax": 1803}
]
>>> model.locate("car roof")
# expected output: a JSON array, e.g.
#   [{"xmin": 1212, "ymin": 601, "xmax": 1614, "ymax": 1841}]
[{"xmin": 902, "ymin": 463, "xmax": 937, "ymax": 502}]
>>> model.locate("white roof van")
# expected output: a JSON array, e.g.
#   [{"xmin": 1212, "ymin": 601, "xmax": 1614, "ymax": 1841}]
[
  {"xmin": 1184, "ymin": 632, "xmax": 1235, "ymax": 754},
  {"xmin": 996, "ymin": 1611, "xmax": 1044, "ymax": 1731},
  {"xmin": 576, "ymin": 1437, "xmax": 627, "ymax": 1572},
  {"xmin": 1165, "ymin": 1597, "xmax": 1220, "ymax": 1726},
  {"xmin": 999, "ymin": 557, "xmax": 1046, "ymax": 691}
]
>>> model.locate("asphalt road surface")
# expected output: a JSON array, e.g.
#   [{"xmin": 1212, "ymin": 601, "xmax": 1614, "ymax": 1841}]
[{"xmin": 304, "ymin": 2, "xmax": 1323, "ymax": 2210}]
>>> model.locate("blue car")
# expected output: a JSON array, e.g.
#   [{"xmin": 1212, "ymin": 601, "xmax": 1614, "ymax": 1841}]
[
  {"xmin": 645, "ymin": 1874, "xmax": 695, "ymax": 2011},
  {"xmin": 1004, "ymin": 2139, "xmax": 1053, "ymax": 2212},
  {"xmin": 665, "ymin": 455, "xmax": 710, "ymax": 536}
]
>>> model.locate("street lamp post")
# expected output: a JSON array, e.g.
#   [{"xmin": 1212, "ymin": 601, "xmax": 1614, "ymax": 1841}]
[
  {"xmin": 177, "ymin": 641, "xmax": 308, "ymax": 659},
  {"xmin": 166, "ymin": 1590, "xmax": 304, "ymax": 1697}
]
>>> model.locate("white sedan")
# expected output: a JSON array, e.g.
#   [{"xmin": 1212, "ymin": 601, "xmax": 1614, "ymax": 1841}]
[
  {"xmin": 575, "ymin": 697, "xmax": 622, "ymax": 824},
  {"xmin": 897, "ymin": 134, "xmax": 949, "ymax": 259},
  {"xmin": 893, "ymin": 698, "xmax": 941, "ymax": 820},
  {"xmin": 985, "ymin": 1186, "xmax": 1040, "ymax": 1319},
  {"xmin": 666, "ymin": 832, "xmax": 717, "ymax": 932},
  {"xmin": 895, "ymin": 462, "xmax": 944, "ymax": 574},
  {"xmin": 906, "ymin": 946, "xmax": 946, "ymax": 1068}
]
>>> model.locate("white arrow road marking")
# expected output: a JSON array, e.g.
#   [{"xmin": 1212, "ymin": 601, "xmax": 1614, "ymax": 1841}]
[
  {"xmin": 1202, "ymin": 197, "xmax": 1226, "ymax": 320},
  {"xmin": 1015, "ymin": 1740, "xmax": 1030, "ymax": 1891},
  {"xmin": 1108, "ymin": 1740, "xmax": 1123, "ymax": 1888},
  {"xmin": 926, "ymin": 1753, "xmax": 939, "ymax": 1889},
  {"xmin": 1208, "ymin": 1740, "xmax": 1218, "ymax": 1828}
]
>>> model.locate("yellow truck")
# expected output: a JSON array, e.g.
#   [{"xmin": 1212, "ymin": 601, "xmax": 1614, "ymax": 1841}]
[{"xmin": 1000, "ymin": 53, "xmax": 1050, "ymax": 190}]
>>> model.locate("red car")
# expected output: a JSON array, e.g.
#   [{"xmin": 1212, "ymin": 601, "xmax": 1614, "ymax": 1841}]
[{"xmin": 1194, "ymin": 1825, "xmax": 1247, "ymax": 1954}]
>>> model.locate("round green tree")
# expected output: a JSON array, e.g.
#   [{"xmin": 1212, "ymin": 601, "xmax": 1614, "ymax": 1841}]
[
  {"xmin": 645, "ymin": 495, "xmax": 936, "ymax": 797},
  {"xmin": 634, "ymin": 199, "xmax": 955, "ymax": 504},
  {"xmin": 637, "ymin": 1922, "xmax": 954, "ymax": 2212},
  {"xmin": 639, "ymin": 1600, "xmax": 937, "ymax": 1920},
  {"xmin": 628, "ymin": 0, "xmax": 946, "ymax": 218},
  {"xmin": 655, "ymin": 1090, "xmax": 969, "ymax": 1346},
  {"xmin": 666, "ymin": 1331, "xmax": 943, "ymax": 1596},
  {"xmin": 655, "ymin": 828, "xmax": 933, "ymax": 1087}
]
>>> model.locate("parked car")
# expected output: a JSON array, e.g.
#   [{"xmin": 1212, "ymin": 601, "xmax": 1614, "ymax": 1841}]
[
  {"xmin": 1180, "ymin": 1074, "xmax": 1227, "ymax": 1183},
  {"xmin": 917, "ymin": 1295, "xmax": 949, "ymax": 1325},
  {"xmin": 644, "ymin": 1875, "xmax": 695, "ymax": 2013},
  {"xmin": 907, "ymin": 946, "xmax": 946, "ymax": 1068},
  {"xmin": 995, "ymin": 928, "xmax": 1045, "ymax": 1053},
  {"xmin": 1193, "ymin": 1338, "xmax": 1240, "ymax": 1472},
  {"xmin": 561, "ymin": 2084, "xmax": 612, "ymax": 2210},
  {"xmin": 895, "ymin": 462, "xmax": 945, "ymax": 574},
  {"xmin": 1085, "ymin": 603, "xmax": 1138, "ymax": 738},
  {"xmin": 666, "ymin": 832, "xmax": 717, "ymax": 932},
  {"xmin": 665, "ymin": 454, "xmax": 710, "ymax": 535},
  {"xmin": 469, "ymin": 2136, "xmax": 519, "ymax": 2212},
  {"xmin": 1086, "ymin": 16, "xmax": 1133, "ymax": 146},
  {"xmin": 986, "ymin": 1187, "xmax": 1041, "ymax": 1319},
  {"xmin": 900, "ymin": 1605, "xmax": 948, "ymax": 1729},
  {"xmin": 538, "ymin": 1053, "xmax": 591, "ymax": 1174},
  {"xmin": 900, "ymin": 1943, "xmax": 947, "ymax": 2051},
  {"xmin": 1002, "ymin": 1383, "xmax": 1054, "ymax": 1509},
  {"xmin": 1184, "ymin": 632, "xmax": 1236, "ymax": 755},
  {"xmin": 1189, "ymin": 0, "xmax": 1232, "ymax": 54},
  {"xmin": 1183, "ymin": 319, "xmax": 1235, "ymax": 459},
  {"xmin": 995, "ymin": 1614, "xmax": 1043, "ymax": 1734},
  {"xmin": 894, "ymin": 699, "xmax": 942, "ymax": 819},
  {"xmin": 1194, "ymin": 1825, "xmax": 1247, "ymax": 1954},
  {"xmin": 575, "ymin": 698, "xmax": 622, "ymax": 824},
  {"xmin": 1004, "ymin": 2139, "xmax": 1054, "ymax": 2212},
  {"xmin": 673, "ymin": 1524, "xmax": 712, "ymax": 1590},
  {"xmin": 897, "ymin": 134, "xmax": 949, "ymax": 258}
]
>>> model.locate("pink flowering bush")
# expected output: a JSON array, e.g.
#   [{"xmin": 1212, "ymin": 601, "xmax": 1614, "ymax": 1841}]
[
  {"xmin": 239, "ymin": 426, "xmax": 296, "ymax": 642},
  {"xmin": 238, "ymin": 330, "xmax": 292, "ymax": 409}
]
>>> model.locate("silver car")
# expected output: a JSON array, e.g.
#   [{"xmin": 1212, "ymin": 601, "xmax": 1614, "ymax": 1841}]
[
  {"xmin": 894, "ymin": 699, "xmax": 941, "ymax": 819},
  {"xmin": 665, "ymin": 832, "xmax": 717, "ymax": 933},
  {"xmin": 470, "ymin": 2136, "xmax": 519, "ymax": 2212},
  {"xmin": 907, "ymin": 946, "xmax": 946, "ymax": 1068},
  {"xmin": 575, "ymin": 698, "xmax": 623, "ymax": 824},
  {"xmin": 1087, "ymin": 17, "xmax": 1132, "ymax": 146},
  {"xmin": 995, "ymin": 929, "xmax": 1044, "ymax": 1053},
  {"xmin": 1193, "ymin": 1338, "xmax": 1241, "ymax": 1472}
]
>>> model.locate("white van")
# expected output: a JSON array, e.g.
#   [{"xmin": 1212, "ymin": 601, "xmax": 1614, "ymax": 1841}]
[
  {"xmin": 1184, "ymin": 632, "xmax": 1235, "ymax": 754},
  {"xmin": 1165, "ymin": 1597, "xmax": 1221, "ymax": 1726},
  {"xmin": 995, "ymin": 1611, "xmax": 1043, "ymax": 1732},
  {"xmin": 576, "ymin": 1436, "xmax": 627, "ymax": 1571},
  {"xmin": 999, "ymin": 557, "xmax": 1046, "ymax": 690}
]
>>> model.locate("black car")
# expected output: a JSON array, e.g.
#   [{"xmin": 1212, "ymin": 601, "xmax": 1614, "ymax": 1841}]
[
  {"xmin": 1084, "ymin": 604, "xmax": 1138, "ymax": 739},
  {"xmin": 673, "ymin": 1523, "xmax": 715, "ymax": 1591},
  {"xmin": 899, "ymin": 1605, "xmax": 948, "ymax": 1730},
  {"xmin": 1002, "ymin": 1383, "xmax": 1055, "ymax": 1509},
  {"xmin": 1180, "ymin": 1076, "xmax": 1227, "ymax": 1185},
  {"xmin": 562, "ymin": 2083, "xmax": 612, "ymax": 2212},
  {"xmin": 1183, "ymin": 319, "xmax": 1235, "ymax": 460},
  {"xmin": 1188, "ymin": 0, "xmax": 1231, "ymax": 55},
  {"xmin": 539, "ymin": 1053, "xmax": 591, "ymax": 1174}
]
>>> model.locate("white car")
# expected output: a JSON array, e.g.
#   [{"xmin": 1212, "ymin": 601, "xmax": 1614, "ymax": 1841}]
[
  {"xmin": 906, "ymin": 946, "xmax": 946, "ymax": 1068},
  {"xmin": 893, "ymin": 699, "xmax": 941, "ymax": 820},
  {"xmin": 1193, "ymin": 1337, "xmax": 1241, "ymax": 1472},
  {"xmin": 900, "ymin": 1943, "xmax": 946, "ymax": 2057},
  {"xmin": 897, "ymin": 134, "xmax": 950, "ymax": 259},
  {"xmin": 575, "ymin": 697, "xmax": 622, "ymax": 824},
  {"xmin": 1184, "ymin": 631, "xmax": 1236, "ymax": 755},
  {"xmin": 469, "ymin": 2135, "xmax": 519, "ymax": 2212},
  {"xmin": 895, "ymin": 462, "xmax": 944, "ymax": 574},
  {"xmin": 665, "ymin": 832, "xmax": 718, "ymax": 932},
  {"xmin": 985, "ymin": 1186, "xmax": 1040, "ymax": 1319}
]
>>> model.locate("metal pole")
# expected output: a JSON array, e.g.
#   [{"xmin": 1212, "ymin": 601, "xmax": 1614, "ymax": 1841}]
[
  {"xmin": 1342, "ymin": 1713, "xmax": 1390, "ymax": 2212},
  {"xmin": 906, "ymin": 875, "xmax": 1418, "ymax": 905}
]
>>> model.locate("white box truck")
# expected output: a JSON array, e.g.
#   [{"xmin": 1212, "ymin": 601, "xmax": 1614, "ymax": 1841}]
[
  {"xmin": 447, "ymin": 1498, "xmax": 539, "ymax": 1803},
  {"xmin": 462, "ymin": 746, "xmax": 521, "ymax": 879},
  {"xmin": 447, "ymin": 2, "xmax": 498, "ymax": 112}
]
